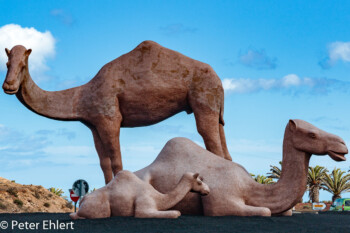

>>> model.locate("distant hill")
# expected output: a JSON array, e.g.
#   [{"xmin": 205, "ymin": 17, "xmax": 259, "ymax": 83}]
[{"xmin": 0, "ymin": 177, "xmax": 73, "ymax": 213}]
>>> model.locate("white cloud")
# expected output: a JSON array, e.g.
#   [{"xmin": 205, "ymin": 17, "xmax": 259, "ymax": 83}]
[
  {"xmin": 50, "ymin": 9, "xmax": 74, "ymax": 25},
  {"xmin": 319, "ymin": 41, "xmax": 350, "ymax": 69},
  {"xmin": 222, "ymin": 74, "xmax": 339, "ymax": 94},
  {"xmin": 281, "ymin": 74, "xmax": 300, "ymax": 87},
  {"xmin": 239, "ymin": 48, "xmax": 277, "ymax": 70},
  {"xmin": 0, "ymin": 24, "xmax": 55, "ymax": 73}
]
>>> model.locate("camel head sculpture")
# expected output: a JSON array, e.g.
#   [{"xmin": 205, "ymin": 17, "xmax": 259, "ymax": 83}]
[
  {"xmin": 3, "ymin": 46, "xmax": 31, "ymax": 94},
  {"xmin": 189, "ymin": 173, "xmax": 210, "ymax": 195},
  {"xmin": 287, "ymin": 119, "xmax": 347, "ymax": 161}
]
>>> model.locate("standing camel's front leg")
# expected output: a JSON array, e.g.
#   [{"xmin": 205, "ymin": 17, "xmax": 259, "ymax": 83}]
[
  {"xmin": 97, "ymin": 117, "xmax": 123, "ymax": 177},
  {"xmin": 91, "ymin": 129, "xmax": 113, "ymax": 184},
  {"xmin": 91, "ymin": 109, "xmax": 123, "ymax": 184}
]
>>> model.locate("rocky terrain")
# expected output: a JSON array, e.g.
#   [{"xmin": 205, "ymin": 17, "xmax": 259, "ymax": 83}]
[{"xmin": 0, "ymin": 177, "xmax": 73, "ymax": 213}]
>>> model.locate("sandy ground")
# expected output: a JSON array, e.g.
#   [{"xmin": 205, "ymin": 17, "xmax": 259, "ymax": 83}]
[{"xmin": 0, "ymin": 212, "xmax": 349, "ymax": 233}]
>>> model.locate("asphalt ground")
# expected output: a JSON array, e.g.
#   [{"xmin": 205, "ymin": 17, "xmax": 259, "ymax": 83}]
[{"xmin": 0, "ymin": 212, "xmax": 349, "ymax": 233}]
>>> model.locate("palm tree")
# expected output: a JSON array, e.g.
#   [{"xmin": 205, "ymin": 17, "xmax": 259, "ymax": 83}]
[
  {"xmin": 252, "ymin": 174, "xmax": 275, "ymax": 184},
  {"xmin": 322, "ymin": 168, "xmax": 350, "ymax": 202},
  {"xmin": 48, "ymin": 187, "xmax": 64, "ymax": 197},
  {"xmin": 267, "ymin": 161, "xmax": 282, "ymax": 180},
  {"xmin": 307, "ymin": 166, "xmax": 328, "ymax": 203}
]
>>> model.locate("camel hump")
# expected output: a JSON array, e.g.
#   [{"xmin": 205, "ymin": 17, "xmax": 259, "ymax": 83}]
[
  {"xmin": 156, "ymin": 137, "xmax": 202, "ymax": 162},
  {"xmin": 135, "ymin": 40, "xmax": 162, "ymax": 50},
  {"xmin": 165, "ymin": 137, "xmax": 194, "ymax": 148},
  {"xmin": 115, "ymin": 170, "xmax": 137, "ymax": 180}
]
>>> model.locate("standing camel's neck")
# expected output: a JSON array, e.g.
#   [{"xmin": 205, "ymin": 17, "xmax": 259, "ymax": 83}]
[
  {"xmin": 246, "ymin": 127, "xmax": 311, "ymax": 214},
  {"xmin": 156, "ymin": 177, "xmax": 193, "ymax": 210},
  {"xmin": 16, "ymin": 65, "xmax": 82, "ymax": 121}
]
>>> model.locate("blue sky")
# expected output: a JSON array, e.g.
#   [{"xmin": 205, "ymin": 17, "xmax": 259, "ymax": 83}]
[{"xmin": 1, "ymin": 0, "xmax": 350, "ymax": 202}]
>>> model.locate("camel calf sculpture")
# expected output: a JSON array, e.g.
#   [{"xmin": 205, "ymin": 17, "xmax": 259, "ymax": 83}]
[
  {"xmin": 2, "ymin": 42, "xmax": 231, "ymax": 184},
  {"xmin": 135, "ymin": 120, "xmax": 348, "ymax": 216},
  {"xmin": 69, "ymin": 170, "xmax": 209, "ymax": 219}
]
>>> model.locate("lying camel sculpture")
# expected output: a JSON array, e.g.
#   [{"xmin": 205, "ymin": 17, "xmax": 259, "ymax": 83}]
[
  {"xmin": 69, "ymin": 170, "xmax": 209, "ymax": 219},
  {"xmin": 135, "ymin": 120, "xmax": 348, "ymax": 216},
  {"xmin": 2, "ymin": 42, "xmax": 231, "ymax": 184}
]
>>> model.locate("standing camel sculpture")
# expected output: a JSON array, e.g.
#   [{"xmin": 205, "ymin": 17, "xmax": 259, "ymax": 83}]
[
  {"xmin": 69, "ymin": 170, "xmax": 209, "ymax": 219},
  {"xmin": 2, "ymin": 41, "xmax": 231, "ymax": 184},
  {"xmin": 135, "ymin": 120, "xmax": 348, "ymax": 216}
]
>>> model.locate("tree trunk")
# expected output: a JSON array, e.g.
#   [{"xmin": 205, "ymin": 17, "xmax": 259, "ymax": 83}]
[
  {"xmin": 332, "ymin": 194, "xmax": 341, "ymax": 203},
  {"xmin": 311, "ymin": 186, "xmax": 319, "ymax": 203}
]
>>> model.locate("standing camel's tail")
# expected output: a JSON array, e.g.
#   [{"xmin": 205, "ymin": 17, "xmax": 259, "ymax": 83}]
[
  {"xmin": 219, "ymin": 102, "xmax": 225, "ymax": 126},
  {"xmin": 219, "ymin": 102, "xmax": 232, "ymax": 161}
]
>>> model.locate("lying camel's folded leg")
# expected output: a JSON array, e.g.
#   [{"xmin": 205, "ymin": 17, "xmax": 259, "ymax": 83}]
[
  {"xmin": 203, "ymin": 197, "xmax": 271, "ymax": 217},
  {"xmin": 273, "ymin": 209, "xmax": 292, "ymax": 216},
  {"xmin": 135, "ymin": 209, "xmax": 181, "ymax": 218},
  {"xmin": 134, "ymin": 197, "xmax": 181, "ymax": 218}
]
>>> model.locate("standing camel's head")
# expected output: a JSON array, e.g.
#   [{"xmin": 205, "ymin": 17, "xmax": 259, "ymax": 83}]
[
  {"xmin": 187, "ymin": 173, "xmax": 210, "ymax": 196},
  {"xmin": 2, "ymin": 45, "xmax": 31, "ymax": 95},
  {"xmin": 288, "ymin": 119, "xmax": 348, "ymax": 161}
]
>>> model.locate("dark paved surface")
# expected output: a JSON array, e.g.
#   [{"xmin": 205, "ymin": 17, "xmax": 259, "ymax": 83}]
[{"xmin": 0, "ymin": 212, "xmax": 349, "ymax": 233}]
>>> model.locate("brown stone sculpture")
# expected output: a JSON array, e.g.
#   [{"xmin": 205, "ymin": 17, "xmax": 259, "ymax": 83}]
[
  {"xmin": 69, "ymin": 170, "xmax": 209, "ymax": 219},
  {"xmin": 2, "ymin": 42, "xmax": 231, "ymax": 184},
  {"xmin": 135, "ymin": 120, "xmax": 348, "ymax": 216}
]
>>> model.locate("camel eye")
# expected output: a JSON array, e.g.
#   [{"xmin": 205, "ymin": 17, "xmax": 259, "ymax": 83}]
[{"xmin": 308, "ymin": 133, "xmax": 317, "ymax": 139}]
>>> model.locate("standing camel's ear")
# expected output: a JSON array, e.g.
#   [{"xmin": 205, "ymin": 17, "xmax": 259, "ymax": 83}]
[
  {"xmin": 25, "ymin": 49, "xmax": 32, "ymax": 56},
  {"xmin": 193, "ymin": 173, "xmax": 199, "ymax": 179},
  {"xmin": 289, "ymin": 120, "xmax": 297, "ymax": 132},
  {"xmin": 5, "ymin": 48, "xmax": 10, "ymax": 57}
]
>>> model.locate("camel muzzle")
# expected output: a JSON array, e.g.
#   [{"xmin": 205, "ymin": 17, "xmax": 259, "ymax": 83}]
[
  {"xmin": 328, "ymin": 150, "xmax": 347, "ymax": 161},
  {"xmin": 3, "ymin": 76, "xmax": 19, "ymax": 94},
  {"xmin": 3, "ymin": 82, "xmax": 19, "ymax": 94}
]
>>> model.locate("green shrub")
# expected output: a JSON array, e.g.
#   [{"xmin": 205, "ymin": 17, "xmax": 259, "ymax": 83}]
[
  {"xmin": 48, "ymin": 187, "xmax": 64, "ymax": 197},
  {"xmin": 14, "ymin": 199, "xmax": 23, "ymax": 207},
  {"xmin": 7, "ymin": 187, "xmax": 18, "ymax": 197}
]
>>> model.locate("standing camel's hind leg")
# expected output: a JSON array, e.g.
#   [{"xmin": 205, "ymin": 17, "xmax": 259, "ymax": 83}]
[
  {"xmin": 219, "ymin": 124, "xmax": 232, "ymax": 161},
  {"xmin": 191, "ymin": 105, "xmax": 224, "ymax": 158}
]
